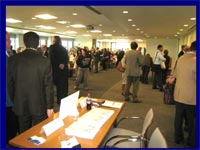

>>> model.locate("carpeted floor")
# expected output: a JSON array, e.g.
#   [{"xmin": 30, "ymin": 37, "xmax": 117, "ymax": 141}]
[{"xmin": 54, "ymin": 67, "xmax": 192, "ymax": 148}]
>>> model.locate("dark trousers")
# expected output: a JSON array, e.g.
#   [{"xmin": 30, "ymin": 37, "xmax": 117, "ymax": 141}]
[
  {"xmin": 141, "ymin": 66, "xmax": 150, "ymax": 83},
  {"xmin": 18, "ymin": 113, "xmax": 47, "ymax": 133},
  {"xmin": 174, "ymin": 102, "xmax": 196, "ymax": 147},
  {"xmin": 125, "ymin": 76, "xmax": 140, "ymax": 100},
  {"xmin": 152, "ymin": 64, "xmax": 163, "ymax": 89},
  {"xmin": 6, "ymin": 107, "xmax": 19, "ymax": 143},
  {"xmin": 55, "ymin": 77, "xmax": 68, "ymax": 104}
]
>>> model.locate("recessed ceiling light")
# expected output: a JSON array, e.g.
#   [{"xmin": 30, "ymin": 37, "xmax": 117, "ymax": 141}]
[
  {"xmin": 35, "ymin": 14, "xmax": 57, "ymax": 20},
  {"xmin": 103, "ymin": 34, "xmax": 112, "ymax": 37},
  {"xmin": 184, "ymin": 24, "xmax": 189, "ymax": 27},
  {"xmin": 132, "ymin": 24, "xmax": 136, "ymax": 27},
  {"xmin": 56, "ymin": 21, "xmax": 67, "ymax": 24},
  {"xmin": 6, "ymin": 18, "xmax": 22, "ymax": 23},
  {"xmin": 35, "ymin": 25, "xmax": 56, "ymax": 29},
  {"xmin": 90, "ymin": 30, "xmax": 102, "ymax": 33},
  {"xmin": 123, "ymin": 11, "xmax": 128, "ymax": 14},
  {"xmin": 99, "ymin": 24, "xmax": 103, "ymax": 26},
  {"xmin": 66, "ymin": 26, "xmax": 70, "ymax": 28},
  {"xmin": 66, "ymin": 31, "xmax": 77, "ymax": 34},
  {"xmin": 70, "ymin": 24, "xmax": 86, "ymax": 28},
  {"xmin": 136, "ymin": 28, "xmax": 140, "ymax": 31},
  {"xmin": 177, "ymin": 32, "xmax": 180, "ymax": 34},
  {"xmin": 113, "ymin": 30, "xmax": 116, "ymax": 32},
  {"xmin": 128, "ymin": 19, "xmax": 132, "ymax": 22},
  {"xmin": 174, "ymin": 34, "xmax": 178, "ymax": 37},
  {"xmin": 140, "ymin": 31, "xmax": 144, "ymax": 33},
  {"xmin": 72, "ymin": 13, "xmax": 78, "ymax": 16},
  {"xmin": 32, "ymin": 17, "xmax": 36, "ymax": 20},
  {"xmin": 190, "ymin": 17, "xmax": 196, "ymax": 21},
  {"xmin": 179, "ymin": 29, "xmax": 183, "ymax": 31}
]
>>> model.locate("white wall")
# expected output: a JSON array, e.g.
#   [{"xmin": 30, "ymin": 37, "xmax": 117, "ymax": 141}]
[{"xmin": 146, "ymin": 38, "xmax": 179, "ymax": 68}]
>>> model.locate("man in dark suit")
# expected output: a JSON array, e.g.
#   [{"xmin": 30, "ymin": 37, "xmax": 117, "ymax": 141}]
[
  {"xmin": 7, "ymin": 32, "xmax": 54, "ymax": 133},
  {"xmin": 6, "ymin": 31, "xmax": 19, "ymax": 144},
  {"xmin": 49, "ymin": 36, "xmax": 69, "ymax": 105}
]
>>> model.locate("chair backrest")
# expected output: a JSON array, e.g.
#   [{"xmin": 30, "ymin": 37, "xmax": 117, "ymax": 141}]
[
  {"xmin": 141, "ymin": 108, "xmax": 154, "ymax": 137},
  {"xmin": 148, "ymin": 128, "xmax": 168, "ymax": 148}
]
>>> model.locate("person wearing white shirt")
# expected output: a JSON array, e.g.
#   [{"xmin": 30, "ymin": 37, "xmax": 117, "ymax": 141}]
[{"xmin": 152, "ymin": 44, "xmax": 166, "ymax": 91}]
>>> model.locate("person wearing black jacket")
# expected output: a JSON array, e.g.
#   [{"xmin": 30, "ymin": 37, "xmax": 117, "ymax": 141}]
[
  {"xmin": 74, "ymin": 48, "xmax": 92, "ymax": 91},
  {"xmin": 49, "ymin": 36, "xmax": 69, "ymax": 104},
  {"xmin": 7, "ymin": 32, "xmax": 54, "ymax": 133}
]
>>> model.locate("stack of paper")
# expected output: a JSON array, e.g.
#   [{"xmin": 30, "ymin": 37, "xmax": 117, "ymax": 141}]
[
  {"xmin": 102, "ymin": 100, "xmax": 123, "ymax": 109},
  {"xmin": 65, "ymin": 108, "xmax": 114, "ymax": 139}
]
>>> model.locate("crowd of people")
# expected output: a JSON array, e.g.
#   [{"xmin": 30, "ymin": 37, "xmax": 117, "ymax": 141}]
[{"xmin": 6, "ymin": 31, "xmax": 196, "ymax": 148}]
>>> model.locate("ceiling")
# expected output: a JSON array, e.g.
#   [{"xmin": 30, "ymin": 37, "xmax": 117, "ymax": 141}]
[{"xmin": 6, "ymin": 6, "xmax": 196, "ymax": 40}]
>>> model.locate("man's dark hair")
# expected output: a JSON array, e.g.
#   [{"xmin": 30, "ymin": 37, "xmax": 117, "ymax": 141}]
[
  {"xmin": 23, "ymin": 32, "xmax": 39, "ymax": 48},
  {"xmin": 54, "ymin": 36, "xmax": 62, "ymax": 45},
  {"xmin": 130, "ymin": 42, "xmax": 138, "ymax": 50},
  {"xmin": 190, "ymin": 41, "xmax": 196, "ymax": 51},
  {"xmin": 157, "ymin": 44, "xmax": 163, "ymax": 49}
]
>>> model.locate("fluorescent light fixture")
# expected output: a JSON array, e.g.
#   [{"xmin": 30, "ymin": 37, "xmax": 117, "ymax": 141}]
[
  {"xmin": 35, "ymin": 25, "xmax": 56, "ymax": 30},
  {"xmin": 35, "ymin": 14, "xmax": 57, "ymax": 20},
  {"xmin": 103, "ymin": 34, "xmax": 112, "ymax": 36},
  {"xmin": 132, "ymin": 24, "xmax": 136, "ymax": 27},
  {"xmin": 72, "ymin": 13, "xmax": 78, "ymax": 16},
  {"xmin": 90, "ymin": 30, "xmax": 102, "ymax": 33},
  {"xmin": 56, "ymin": 21, "xmax": 67, "ymax": 24},
  {"xmin": 66, "ymin": 31, "xmax": 77, "ymax": 34},
  {"xmin": 81, "ymin": 34, "xmax": 91, "ymax": 36},
  {"xmin": 70, "ymin": 24, "xmax": 86, "ymax": 28},
  {"xmin": 184, "ymin": 24, "xmax": 189, "ymax": 27},
  {"xmin": 123, "ymin": 11, "xmax": 128, "ymax": 14},
  {"xmin": 128, "ymin": 19, "xmax": 133, "ymax": 22},
  {"xmin": 6, "ymin": 18, "xmax": 22, "ymax": 23},
  {"xmin": 190, "ymin": 17, "xmax": 196, "ymax": 21},
  {"xmin": 136, "ymin": 39, "xmax": 143, "ymax": 42}
]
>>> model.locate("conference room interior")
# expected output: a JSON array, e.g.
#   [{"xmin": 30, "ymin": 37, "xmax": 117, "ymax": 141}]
[{"xmin": 6, "ymin": 6, "xmax": 197, "ymax": 148}]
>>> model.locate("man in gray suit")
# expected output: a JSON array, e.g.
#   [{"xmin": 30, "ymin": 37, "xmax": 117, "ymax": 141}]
[
  {"xmin": 7, "ymin": 32, "xmax": 54, "ymax": 133},
  {"xmin": 124, "ymin": 42, "xmax": 143, "ymax": 103}
]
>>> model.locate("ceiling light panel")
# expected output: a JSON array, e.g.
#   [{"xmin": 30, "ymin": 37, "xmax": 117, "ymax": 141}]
[
  {"xmin": 35, "ymin": 25, "xmax": 56, "ymax": 29},
  {"xmin": 56, "ymin": 21, "xmax": 67, "ymax": 24},
  {"xmin": 70, "ymin": 24, "xmax": 86, "ymax": 28},
  {"xmin": 103, "ymin": 34, "xmax": 112, "ymax": 36},
  {"xmin": 90, "ymin": 30, "xmax": 102, "ymax": 33},
  {"xmin": 35, "ymin": 14, "xmax": 57, "ymax": 20},
  {"xmin": 123, "ymin": 11, "xmax": 128, "ymax": 14},
  {"xmin": 6, "ymin": 18, "xmax": 22, "ymax": 23}
]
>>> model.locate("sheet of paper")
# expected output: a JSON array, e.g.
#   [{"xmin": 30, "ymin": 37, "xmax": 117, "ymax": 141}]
[
  {"xmin": 102, "ymin": 100, "xmax": 123, "ymax": 109},
  {"xmin": 65, "ymin": 108, "xmax": 114, "ymax": 139},
  {"xmin": 41, "ymin": 118, "xmax": 64, "ymax": 136},
  {"xmin": 59, "ymin": 91, "xmax": 80, "ymax": 119}
]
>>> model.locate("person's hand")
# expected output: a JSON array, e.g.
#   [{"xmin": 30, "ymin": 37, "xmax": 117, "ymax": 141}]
[
  {"xmin": 59, "ymin": 64, "xmax": 65, "ymax": 70},
  {"xmin": 47, "ymin": 109, "xmax": 54, "ymax": 118}
]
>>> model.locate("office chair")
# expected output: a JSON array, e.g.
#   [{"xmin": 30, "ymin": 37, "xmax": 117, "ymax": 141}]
[
  {"xmin": 106, "ymin": 127, "xmax": 167, "ymax": 148},
  {"xmin": 103, "ymin": 108, "xmax": 154, "ymax": 148}
]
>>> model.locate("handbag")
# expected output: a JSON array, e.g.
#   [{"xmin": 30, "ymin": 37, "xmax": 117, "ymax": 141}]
[
  {"xmin": 161, "ymin": 61, "xmax": 166, "ymax": 69},
  {"xmin": 117, "ymin": 61, "xmax": 125, "ymax": 72}
]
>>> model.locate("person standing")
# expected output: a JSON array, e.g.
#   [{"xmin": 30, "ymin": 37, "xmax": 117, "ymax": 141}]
[
  {"xmin": 74, "ymin": 48, "xmax": 92, "ymax": 91},
  {"xmin": 162, "ymin": 49, "xmax": 171, "ymax": 84},
  {"xmin": 7, "ymin": 32, "xmax": 54, "ymax": 133},
  {"xmin": 167, "ymin": 41, "xmax": 196, "ymax": 147},
  {"xmin": 141, "ymin": 53, "xmax": 153, "ymax": 84},
  {"xmin": 6, "ymin": 31, "xmax": 19, "ymax": 144},
  {"xmin": 124, "ymin": 41, "xmax": 143, "ymax": 103},
  {"xmin": 49, "ymin": 36, "xmax": 69, "ymax": 104},
  {"xmin": 152, "ymin": 44, "xmax": 166, "ymax": 91}
]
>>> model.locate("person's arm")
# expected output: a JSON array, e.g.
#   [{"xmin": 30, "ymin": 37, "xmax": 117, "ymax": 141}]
[
  {"xmin": 44, "ymin": 59, "xmax": 54, "ymax": 117},
  {"xmin": 158, "ymin": 52, "xmax": 166, "ymax": 61}
]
